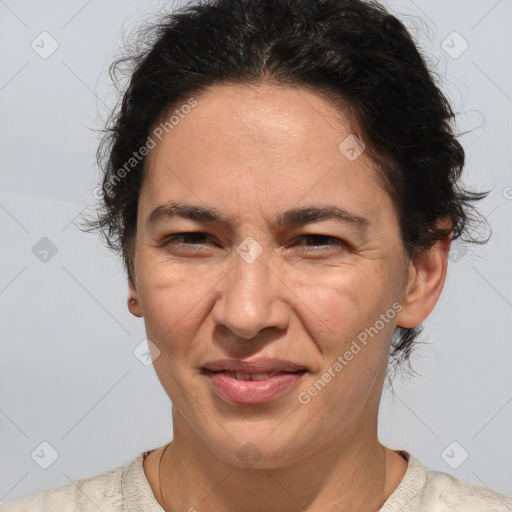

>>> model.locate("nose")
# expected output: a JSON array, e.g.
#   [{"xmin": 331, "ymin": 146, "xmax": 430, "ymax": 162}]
[{"xmin": 211, "ymin": 242, "xmax": 290, "ymax": 342}]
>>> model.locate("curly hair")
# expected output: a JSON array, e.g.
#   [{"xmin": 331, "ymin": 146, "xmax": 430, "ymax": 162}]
[{"xmin": 83, "ymin": 0, "xmax": 488, "ymax": 379}]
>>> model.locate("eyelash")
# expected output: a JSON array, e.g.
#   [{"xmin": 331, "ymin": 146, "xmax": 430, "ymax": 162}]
[{"xmin": 163, "ymin": 232, "xmax": 347, "ymax": 252}]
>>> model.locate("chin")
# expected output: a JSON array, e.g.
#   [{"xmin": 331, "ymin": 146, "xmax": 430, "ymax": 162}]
[{"xmin": 204, "ymin": 428, "xmax": 320, "ymax": 470}]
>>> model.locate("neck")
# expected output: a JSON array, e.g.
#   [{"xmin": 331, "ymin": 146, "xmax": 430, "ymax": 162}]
[{"xmin": 157, "ymin": 412, "xmax": 398, "ymax": 512}]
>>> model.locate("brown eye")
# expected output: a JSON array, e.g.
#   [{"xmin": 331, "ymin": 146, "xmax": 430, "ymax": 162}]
[
  {"xmin": 162, "ymin": 232, "xmax": 218, "ymax": 255},
  {"xmin": 165, "ymin": 232, "xmax": 210, "ymax": 245},
  {"xmin": 293, "ymin": 234, "xmax": 347, "ymax": 250}
]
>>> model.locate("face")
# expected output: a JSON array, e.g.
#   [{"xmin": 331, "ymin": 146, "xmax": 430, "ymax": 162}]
[{"xmin": 129, "ymin": 83, "xmax": 413, "ymax": 468}]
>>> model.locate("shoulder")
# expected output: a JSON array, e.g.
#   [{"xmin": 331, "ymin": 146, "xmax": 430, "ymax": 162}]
[
  {"xmin": 420, "ymin": 465, "xmax": 512, "ymax": 511},
  {"xmin": 0, "ymin": 453, "xmax": 145, "ymax": 512},
  {"xmin": 382, "ymin": 450, "xmax": 512, "ymax": 512}
]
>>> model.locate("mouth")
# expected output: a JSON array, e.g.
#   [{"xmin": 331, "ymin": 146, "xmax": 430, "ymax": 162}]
[
  {"xmin": 201, "ymin": 358, "xmax": 308, "ymax": 405},
  {"xmin": 206, "ymin": 369, "xmax": 307, "ymax": 381}
]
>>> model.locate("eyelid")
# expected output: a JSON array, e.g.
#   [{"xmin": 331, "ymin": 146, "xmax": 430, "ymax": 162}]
[
  {"xmin": 163, "ymin": 232, "xmax": 212, "ymax": 244},
  {"xmin": 294, "ymin": 234, "xmax": 345, "ymax": 243},
  {"xmin": 291, "ymin": 234, "xmax": 348, "ymax": 249}
]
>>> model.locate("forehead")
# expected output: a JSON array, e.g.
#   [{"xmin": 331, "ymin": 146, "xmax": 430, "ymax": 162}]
[
  {"xmin": 148, "ymin": 82, "xmax": 360, "ymax": 166},
  {"xmin": 141, "ymin": 83, "xmax": 394, "ymax": 228}
]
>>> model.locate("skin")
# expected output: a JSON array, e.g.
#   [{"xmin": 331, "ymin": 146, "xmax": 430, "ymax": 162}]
[{"xmin": 127, "ymin": 83, "xmax": 451, "ymax": 511}]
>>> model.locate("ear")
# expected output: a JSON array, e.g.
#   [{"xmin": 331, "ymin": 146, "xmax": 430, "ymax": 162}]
[
  {"xmin": 396, "ymin": 222, "xmax": 452, "ymax": 329},
  {"xmin": 127, "ymin": 275, "xmax": 143, "ymax": 317}
]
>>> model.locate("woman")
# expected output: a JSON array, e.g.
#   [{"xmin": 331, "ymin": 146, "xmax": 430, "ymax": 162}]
[{"xmin": 3, "ymin": 0, "xmax": 511, "ymax": 510}]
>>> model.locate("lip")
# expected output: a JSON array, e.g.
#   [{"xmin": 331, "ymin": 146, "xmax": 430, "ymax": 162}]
[
  {"xmin": 202, "ymin": 357, "xmax": 307, "ymax": 406},
  {"xmin": 202, "ymin": 357, "xmax": 307, "ymax": 373}
]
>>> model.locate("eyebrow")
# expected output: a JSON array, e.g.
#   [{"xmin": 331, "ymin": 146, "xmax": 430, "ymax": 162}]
[{"xmin": 146, "ymin": 200, "xmax": 369, "ymax": 232}]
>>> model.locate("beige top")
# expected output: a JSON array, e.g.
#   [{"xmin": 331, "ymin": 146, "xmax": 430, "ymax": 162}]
[{"xmin": 2, "ymin": 450, "xmax": 511, "ymax": 511}]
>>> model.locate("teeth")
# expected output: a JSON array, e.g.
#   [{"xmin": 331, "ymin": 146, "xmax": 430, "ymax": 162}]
[
  {"xmin": 231, "ymin": 371, "xmax": 273, "ymax": 380},
  {"xmin": 250, "ymin": 373, "xmax": 270, "ymax": 381},
  {"xmin": 221, "ymin": 370, "xmax": 287, "ymax": 380}
]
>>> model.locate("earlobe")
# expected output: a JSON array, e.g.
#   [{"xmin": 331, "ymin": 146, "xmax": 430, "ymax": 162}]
[
  {"xmin": 396, "ymin": 231, "xmax": 452, "ymax": 329},
  {"xmin": 128, "ymin": 275, "xmax": 143, "ymax": 317}
]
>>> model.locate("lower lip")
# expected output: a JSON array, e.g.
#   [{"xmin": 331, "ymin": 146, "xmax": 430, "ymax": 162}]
[{"xmin": 204, "ymin": 370, "xmax": 306, "ymax": 405}]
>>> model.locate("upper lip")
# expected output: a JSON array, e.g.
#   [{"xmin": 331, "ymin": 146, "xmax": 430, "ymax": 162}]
[{"xmin": 203, "ymin": 357, "xmax": 307, "ymax": 373}]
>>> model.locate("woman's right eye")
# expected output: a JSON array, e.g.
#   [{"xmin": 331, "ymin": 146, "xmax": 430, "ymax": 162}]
[
  {"xmin": 165, "ymin": 232, "xmax": 211, "ymax": 245},
  {"xmin": 160, "ymin": 232, "xmax": 219, "ymax": 255}
]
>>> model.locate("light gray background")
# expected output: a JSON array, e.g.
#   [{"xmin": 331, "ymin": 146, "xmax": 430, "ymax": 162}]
[{"xmin": 1, "ymin": 0, "xmax": 511, "ymax": 504}]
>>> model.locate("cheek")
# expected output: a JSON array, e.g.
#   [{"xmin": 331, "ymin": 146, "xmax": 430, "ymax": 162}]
[
  {"xmin": 136, "ymin": 260, "xmax": 221, "ymax": 354},
  {"xmin": 293, "ymin": 267, "xmax": 397, "ymax": 426},
  {"xmin": 288, "ymin": 262, "xmax": 394, "ymax": 347}
]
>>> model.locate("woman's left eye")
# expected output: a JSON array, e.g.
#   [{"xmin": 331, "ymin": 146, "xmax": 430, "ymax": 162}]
[{"xmin": 292, "ymin": 234, "xmax": 347, "ymax": 250}]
